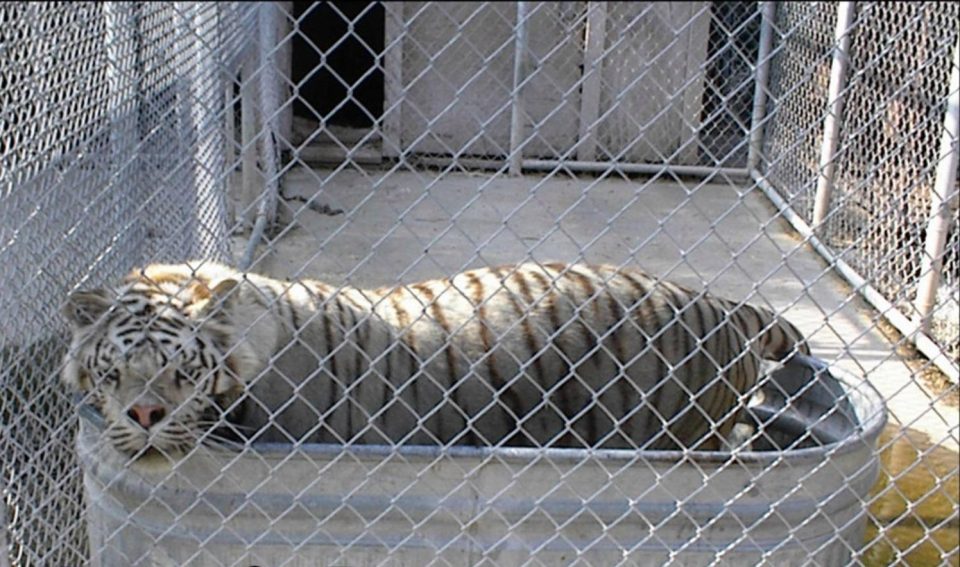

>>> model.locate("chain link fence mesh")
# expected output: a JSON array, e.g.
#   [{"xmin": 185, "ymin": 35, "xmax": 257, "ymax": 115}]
[
  {"xmin": 1, "ymin": 2, "xmax": 957, "ymax": 566},
  {"xmin": 762, "ymin": 1, "xmax": 960, "ymax": 367},
  {"xmin": 1, "ymin": 3, "xmax": 248, "ymax": 564}
]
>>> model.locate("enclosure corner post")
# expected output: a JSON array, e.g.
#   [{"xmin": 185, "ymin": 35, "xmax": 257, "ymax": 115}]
[
  {"xmin": 812, "ymin": 1, "xmax": 856, "ymax": 229},
  {"xmin": 747, "ymin": 2, "xmax": 777, "ymax": 173},
  {"xmin": 914, "ymin": 39, "xmax": 960, "ymax": 330},
  {"xmin": 508, "ymin": 1, "xmax": 530, "ymax": 177}
]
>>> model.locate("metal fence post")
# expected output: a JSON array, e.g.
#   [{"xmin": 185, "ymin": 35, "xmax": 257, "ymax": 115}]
[
  {"xmin": 240, "ymin": 45, "xmax": 260, "ymax": 233},
  {"xmin": 382, "ymin": 2, "xmax": 405, "ymax": 160},
  {"xmin": 172, "ymin": 3, "xmax": 230, "ymax": 262},
  {"xmin": 224, "ymin": 77, "xmax": 237, "ymax": 171},
  {"xmin": 577, "ymin": 1, "xmax": 607, "ymax": 163},
  {"xmin": 277, "ymin": 2, "xmax": 294, "ymax": 151},
  {"xmin": 812, "ymin": 1, "xmax": 856, "ymax": 228},
  {"xmin": 191, "ymin": 4, "xmax": 229, "ymax": 262},
  {"xmin": 509, "ymin": 1, "xmax": 530, "ymax": 177},
  {"xmin": 915, "ymin": 39, "xmax": 960, "ymax": 329},
  {"xmin": 104, "ymin": 2, "xmax": 144, "ymax": 264},
  {"xmin": 220, "ymin": 5, "xmax": 238, "ymax": 175},
  {"xmin": 747, "ymin": 2, "xmax": 777, "ymax": 172},
  {"xmin": 241, "ymin": 2, "xmax": 282, "ymax": 270},
  {"xmin": 104, "ymin": 3, "xmax": 138, "ymax": 172}
]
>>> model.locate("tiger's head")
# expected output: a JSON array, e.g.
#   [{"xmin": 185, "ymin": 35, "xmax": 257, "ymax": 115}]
[{"xmin": 61, "ymin": 265, "xmax": 253, "ymax": 464}]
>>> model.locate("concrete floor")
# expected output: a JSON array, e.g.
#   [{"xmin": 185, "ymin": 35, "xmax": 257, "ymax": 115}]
[{"xmin": 232, "ymin": 165, "xmax": 958, "ymax": 457}]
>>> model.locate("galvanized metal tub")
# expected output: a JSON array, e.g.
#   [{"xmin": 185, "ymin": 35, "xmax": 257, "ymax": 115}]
[{"xmin": 77, "ymin": 355, "xmax": 886, "ymax": 566}]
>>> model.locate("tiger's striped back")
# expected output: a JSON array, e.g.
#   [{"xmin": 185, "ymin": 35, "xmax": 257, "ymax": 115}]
[{"xmin": 345, "ymin": 262, "xmax": 809, "ymax": 450}]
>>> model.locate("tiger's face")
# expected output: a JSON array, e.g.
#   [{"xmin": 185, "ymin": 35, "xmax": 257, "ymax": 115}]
[{"xmin": 61, "ymin": 276, "xmax": 243, "ymax": 463}]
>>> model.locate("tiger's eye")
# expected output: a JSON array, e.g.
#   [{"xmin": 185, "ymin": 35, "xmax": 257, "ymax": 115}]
[
  {"xmin": 174, "ymin": 369, "xmax": 197, "ymax": 387},
  {"xmin": 103, "ymin": 369, "xmax": 120, "ymax": 384}
]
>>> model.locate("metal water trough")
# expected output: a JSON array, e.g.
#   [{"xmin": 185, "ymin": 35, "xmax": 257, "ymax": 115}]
[{"xmin": 77, "ymin": 355, "xmax": 886, "ymax": 566}]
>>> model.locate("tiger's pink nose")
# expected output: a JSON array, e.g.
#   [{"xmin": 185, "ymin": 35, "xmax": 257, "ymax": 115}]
[{"xmin": 127, "ymin": 404, "xmax": 166, "ymax": 429}]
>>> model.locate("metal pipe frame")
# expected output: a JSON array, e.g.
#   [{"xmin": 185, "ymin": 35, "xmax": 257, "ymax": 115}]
[
  {"xmin": 812, "ymin": 1, "xmax": 856, "ymax": 229},
  {"xmin": 401, "ymin": 155, "xmax": 749, "ymax": 180},
  {"xmin": 914, "ymin": 39, "xmax": 960, "ymax": 329},
  {"xmin": 509, "ymin": 1, "xmax": 530, "ymax": 177},
  {"xmin": 747, "ymin": 1, "xmax": 777, "ymax": 172},
  {"xmin": 241, "ymin": 3, "xmax": 282, "ymax": 271}
]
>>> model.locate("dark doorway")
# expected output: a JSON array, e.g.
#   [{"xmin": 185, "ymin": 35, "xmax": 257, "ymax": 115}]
[{"xmin": 291, "ymin": 2, "xmax": 384, "ymax": 128}]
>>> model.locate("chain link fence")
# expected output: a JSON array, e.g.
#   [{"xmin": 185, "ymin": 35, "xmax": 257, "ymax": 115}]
[
  {"xmin": 1, "ymin": 4, "xmax": 248, "ymax": 564},
  {"xmin": 1, "ymin": 2, "xmax": 957, "ymax": 566},
  {"xmin": 762, "ymin": 1, "xmax": 960, "ymax": 371}
]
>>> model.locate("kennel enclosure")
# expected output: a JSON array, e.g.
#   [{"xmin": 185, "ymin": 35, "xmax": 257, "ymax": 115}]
[{"xmin": 1, "ymin": 2, "xmax": 957, "ymax": 566}]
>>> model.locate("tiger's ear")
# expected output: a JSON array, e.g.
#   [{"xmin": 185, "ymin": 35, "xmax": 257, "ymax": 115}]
[
  {"xmin": 198, "ymin": 278, "xmax": 240, "ymax": 316},
  {"xmin": 211, "ymin": 364, "xmax": 244, "ymax": 396},
  {"xmin": 63, "ymin": 289, "xmax": 113, "ymax": 328},
  {"xmin": 211, "ymin": 278, "xmax": 239, "ymax": 299}
]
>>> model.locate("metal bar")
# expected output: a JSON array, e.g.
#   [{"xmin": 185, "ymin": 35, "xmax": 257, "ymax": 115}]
[
  {"xmin": 747, "ymin": 2, "xmax": 777, "ymax": 171},
  {"xmin": 240, "ymin": 47, "xmax": 259, "ymax": 232},
  {"xmin": 524, "ymin": 158, "xmax": 749, "ymax": 178},
  {"xmin": 219, "ymin": 3, "xmax": 237, "ymax": 173},
  {"xmin": 224, "ymin": 77, "xmax": 236, "ymax": 170},
  {"xmin": 382, "ymin": 2, "xmax": 405, "ymax": 159},
  {"xmin": 812, "ymin": 1, "xmax": 856, "ymax": 228},
  {"xmin": 677, "ymin": 2, "xmax": 711, "ymax": 165},
  {"xmin": 752, "ymin": 169, "xmax": 960, "ymax": 383},
  {"xmin": 196, "ymin": 5, "xmax": 230, "ymax": 262},
  {"xmin": 508, "ymin": 1, "xmax": 530, "ymax": 177},
  {"xmin": 577, "ymin": 1, "xmax": 607, "ymax": 162},
  {"xmin": 277, "ymin": 1, "xmax": 293, "ymax": 150},
  {"xmin": 241, "ymin": 3, "xmax": 282, "ymax": 270},
  {"xmin": 398, "ymin": 155, "xmax": 749, "ymax": 179},
  {"xmin": 175, "ymin": 3, "xmax": 229, "ymax": 262},
  {"xmin": 258, "ymin": 3, "xmax": 281, "ymax": 226},
  {"xmin": 103, "ymin": 2, "xmax": 143, "ymax": 262},
  {"xmin": 914, "ymin": 39, "xmax": 960, "ymax": 329},
  {"xmin": 103, "ymin": 3, "xmax": 138, "ymax": 167}
]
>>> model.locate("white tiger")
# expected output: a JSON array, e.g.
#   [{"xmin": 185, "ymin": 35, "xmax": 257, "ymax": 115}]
[{"xmin": 61, "ymin": 261, "xmax": 809, "ymax": 462}]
